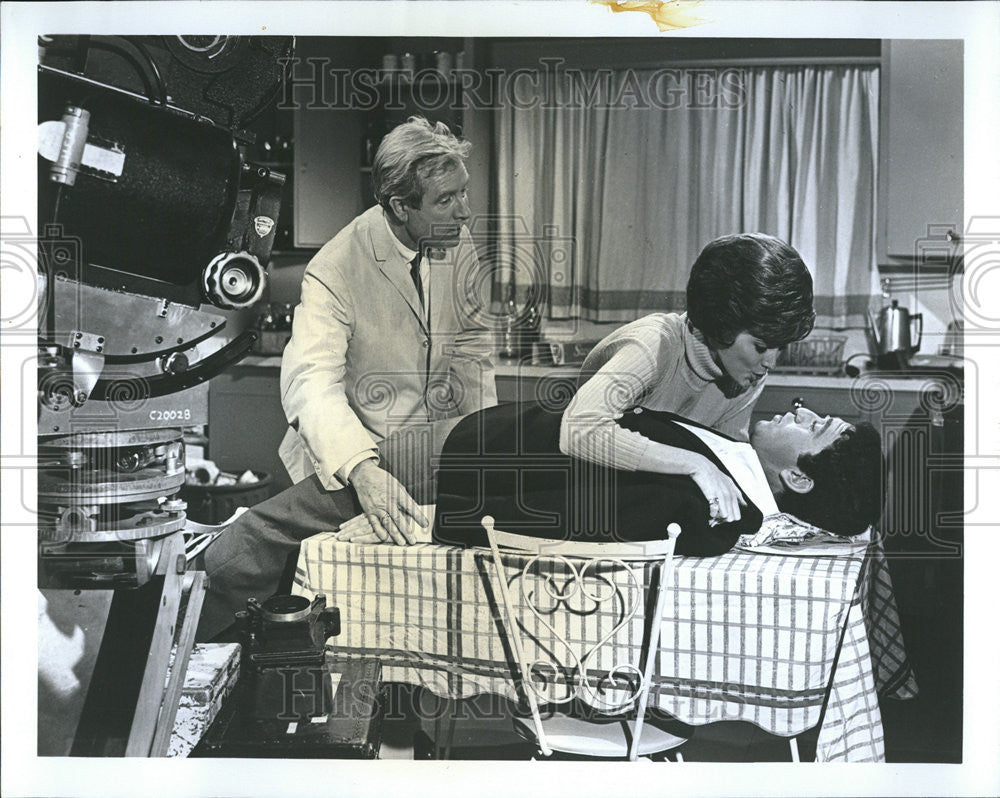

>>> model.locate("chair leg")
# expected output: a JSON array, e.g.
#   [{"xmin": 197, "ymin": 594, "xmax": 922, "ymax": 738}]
[
  {"xmin": 432, "ymin": 713, "xmax": 443, "ymax": 759},
  {"xmin": 431, "ymin": 698, "xmax": 459, "ymax": 759},
  {"xmin": 442, "ymin": 703, "xmax": 458, "ymax": 760},
  {"xmin": 789, "ymin": 737, "xmax": 800, "ymax": 762}
]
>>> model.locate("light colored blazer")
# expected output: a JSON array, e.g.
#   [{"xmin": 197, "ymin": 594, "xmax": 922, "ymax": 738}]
[{"xmin": 278, "ymin": 206, "xmax": 497, "ymax": 489}]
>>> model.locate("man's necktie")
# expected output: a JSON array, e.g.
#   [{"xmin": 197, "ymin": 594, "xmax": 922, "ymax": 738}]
[{"xmin": 409, "ymin": 253, "xmax": 424, "ymax": 308}]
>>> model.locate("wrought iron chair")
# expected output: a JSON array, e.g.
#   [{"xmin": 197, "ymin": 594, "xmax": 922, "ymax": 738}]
[{"xmin": 482, "ymin": 516, "xmax": 687, "ymax": 761}]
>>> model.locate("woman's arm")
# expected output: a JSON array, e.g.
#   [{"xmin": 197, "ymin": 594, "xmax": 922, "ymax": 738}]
[
  {"xmin": 633, "ymin": 439, "xmax": 746, "ymax": 524},
  {"xmin": 560, "ymin": 335, "xmax": 746, "ymax": 523},
  {"xmin": 559, "ymin": 339, "xmax": 660, "ymax": 470}
]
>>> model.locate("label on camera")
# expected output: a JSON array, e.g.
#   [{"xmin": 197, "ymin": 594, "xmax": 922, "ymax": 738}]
[{"xmin": 254, "ymin": 215, "xmax": 275, "ymax": 237}]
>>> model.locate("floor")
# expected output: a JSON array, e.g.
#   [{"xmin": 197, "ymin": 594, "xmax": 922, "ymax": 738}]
[
  {"xmin": 879, "ymin": 607, "xmax": 963, "ymax": 764},
  {"xmin": 380, "ymin": 689, "xmax": 821, "ymax": 762}
]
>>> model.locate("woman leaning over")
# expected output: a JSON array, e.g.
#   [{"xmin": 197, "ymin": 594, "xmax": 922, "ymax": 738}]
[{"xmin": 559, "ymin": 233, "xmax": 816, "ymax": 525}]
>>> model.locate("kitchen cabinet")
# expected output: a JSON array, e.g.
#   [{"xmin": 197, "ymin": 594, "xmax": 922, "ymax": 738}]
[
  {"xmin": 291, "ymin": 38, "xmax": 369, "ymax": 249},
  {"xmin": 208, "ymin": 363, "xmax": 292, "ymax": 495},
  {"xmin": 877, "ymin": 39, "xmax": 963, "ymax": 268}
]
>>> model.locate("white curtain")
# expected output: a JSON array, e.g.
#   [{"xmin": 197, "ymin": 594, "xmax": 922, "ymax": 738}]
[{"xmin": 495, "ymin": 66, "xmax": 879, "ymax": 329}]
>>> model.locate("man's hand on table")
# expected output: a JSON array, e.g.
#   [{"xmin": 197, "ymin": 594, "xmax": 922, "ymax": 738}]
[
  {"xmin": 335, "ymin": 506, "xmax": 434, "ymax": 545},
  {"xmin": 345, "ymin": 458, "xmax": 429, "ymax": 545},
  {"xmin": 334, "ymin": 513, "xmax": 382, "ymax": 544}
]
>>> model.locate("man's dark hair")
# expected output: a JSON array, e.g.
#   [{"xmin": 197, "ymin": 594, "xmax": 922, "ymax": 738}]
[
  {"xmin": 686, "ymin": 233, "xmax": 816, "ymax": 349},
  {"xmin": 776, "ymin": 422, "xmax": 884, "ymax": 536}
]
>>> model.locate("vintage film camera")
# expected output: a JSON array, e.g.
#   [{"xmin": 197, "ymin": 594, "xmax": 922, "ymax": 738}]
[
  {"xmin": 36, "ymin": 35, "xmax": 291, "ymax": 757},
  {"xmin": 37, "ymin": 34, "xmax": 292, "ymax": 583}
]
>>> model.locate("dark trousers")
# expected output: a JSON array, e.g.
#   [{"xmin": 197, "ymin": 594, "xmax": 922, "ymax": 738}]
[
  {"xmin": 195, "ymin": 417, "xmax": 462, "ymax": 642},
  {"xmin": 196, "ymin": 474, "xmax": 360, "ymax": 641}
]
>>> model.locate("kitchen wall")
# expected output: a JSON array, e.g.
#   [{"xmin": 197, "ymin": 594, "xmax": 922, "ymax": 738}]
[
  {"xmin": 539, "ymin": 271, "xmax": 962, "ymax": 366},
  {"xmin": 255, "ymin": 259, "xmax": 962, "ymax": 367},
  {"xmin": 254, "ymin": 37, "xmax": 966, "ymax": 368}
]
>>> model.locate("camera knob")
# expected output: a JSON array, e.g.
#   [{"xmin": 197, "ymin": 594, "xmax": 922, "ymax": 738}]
[
  {"xmin": 162, "ymin": 498, "xmax": 187, "ymax": 513},
  {"xmin": 158, "ymin": 351, "xmax": 189, "ymax": 375},
  {"xmin": 202, "ymin": 251, "xmax": 266, "ymax": 310}
]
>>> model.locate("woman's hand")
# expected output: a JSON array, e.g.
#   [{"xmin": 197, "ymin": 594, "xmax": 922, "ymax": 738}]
[
  {"xmin": 636, "ymin": 444, "xmax": 747, "ymax": 525},
  {"xmin": 687, "ymin": 455, "xmax": 746, "ymax": 525}
]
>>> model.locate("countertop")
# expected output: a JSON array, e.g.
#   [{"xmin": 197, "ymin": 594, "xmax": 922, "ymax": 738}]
[
  {"xmin": 236, "ymin": 354, "xmax": 959, "ymax": 394},
  {"xmin": 488, "ymin": 358, "xmax": 959, "ymax": 395}
]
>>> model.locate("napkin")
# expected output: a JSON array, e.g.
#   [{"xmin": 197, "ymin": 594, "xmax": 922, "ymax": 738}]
[{"xmin": 737, "ymin": 513, "xmax": 870, "ymax": 556}]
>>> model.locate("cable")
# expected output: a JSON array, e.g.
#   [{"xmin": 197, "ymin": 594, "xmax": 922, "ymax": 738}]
[
  {"xmin": 843, "ymin": 352, "xmax": 872, "ymax": 378},
  {"xmin": 129, "ymin": 38, "xmax": 168, "ymax": 105},
  {"xmin": 84, "ymin": 36, "xmax": 164, "ymax": 105}
]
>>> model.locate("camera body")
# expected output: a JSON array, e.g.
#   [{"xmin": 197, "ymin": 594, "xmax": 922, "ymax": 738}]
[
  {"xmin": 194, "ymin": 594, "xmax": 383, "ymax": 759},
  {"xmin": 235, "ymin": 595, "xmax": 341, "ymax": 720},
  {"xmin": 237, "ymin": 594, "xmax": 341, "ymax": 670}
]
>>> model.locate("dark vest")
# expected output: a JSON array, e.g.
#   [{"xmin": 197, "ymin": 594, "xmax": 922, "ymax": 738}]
[{"xmin": 432, "ymin": 402, "xmax": 763, "ymax": 556}]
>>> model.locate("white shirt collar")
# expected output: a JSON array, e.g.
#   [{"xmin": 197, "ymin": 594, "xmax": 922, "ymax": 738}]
[
  {"xmin": 674, "ymin": 420, "xmax": 781, "ymax": 517},
  {"xmin": 382, "ymin": 209, "xmax": 419, "ymax": 263}
]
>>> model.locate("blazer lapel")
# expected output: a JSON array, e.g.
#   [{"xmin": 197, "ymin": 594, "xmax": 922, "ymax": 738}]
[
  {"xmin": 641, "ymin": 408, "xmax": 740, "ymax": 442},
  {"xmin": 616, "ymin": 409, "xmax": 754, "ymax": 504},
  {"xmin": 369, "ymin": 214, "xmax": 427, "ymax": 332}
]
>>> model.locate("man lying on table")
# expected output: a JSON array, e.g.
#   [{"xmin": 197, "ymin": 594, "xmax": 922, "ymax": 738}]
[{"xmin": 337, "ymin": 401, "xmax": 884, "ymax": 555}]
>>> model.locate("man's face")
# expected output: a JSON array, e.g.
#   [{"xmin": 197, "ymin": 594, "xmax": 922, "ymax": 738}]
[
  {"xmin": 400, "ymin": 162, "xmax": 471, "ymax": 250},
  {"xmin": 713, "ymin": 331, "xmax": 781, "ymax": 391},
  {"xmin": 751, "ymin": 407, "xmax": 852, "ymax": 477}
]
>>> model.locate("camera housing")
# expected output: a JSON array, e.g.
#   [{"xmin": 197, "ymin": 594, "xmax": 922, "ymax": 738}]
[{"xmin": 235, "ymin": 595, "xmax": 342, "ymax": 720}]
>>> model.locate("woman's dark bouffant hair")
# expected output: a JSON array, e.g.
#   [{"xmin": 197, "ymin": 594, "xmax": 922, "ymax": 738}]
[
  {"xmin": 686, "ymin": 233, "xmax": 816, "ymax": 349},
  {"xmin": 776, "ymin": 422, "xmax": 885, "ymax": 537}
]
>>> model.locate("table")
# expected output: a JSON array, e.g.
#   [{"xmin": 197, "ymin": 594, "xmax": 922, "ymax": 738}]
[{"xmin": 293, "ymin": 534, "xmax": 916, "ymax": 762}]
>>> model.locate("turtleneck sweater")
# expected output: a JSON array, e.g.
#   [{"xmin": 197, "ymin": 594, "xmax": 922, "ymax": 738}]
[{"xmin": 559, "ymin": 312, "xmax": 766, "ymax": 471}]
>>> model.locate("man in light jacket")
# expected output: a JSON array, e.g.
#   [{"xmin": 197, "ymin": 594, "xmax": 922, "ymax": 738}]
[{"xmin": 197, "ymin": 117, "xmax": 496, "ymax": 641}]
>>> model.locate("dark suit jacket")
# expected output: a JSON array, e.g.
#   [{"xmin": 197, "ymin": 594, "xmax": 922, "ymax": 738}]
[{"xmin": 432, "ymin": 402, "xmax": 763, "ymax": 556}]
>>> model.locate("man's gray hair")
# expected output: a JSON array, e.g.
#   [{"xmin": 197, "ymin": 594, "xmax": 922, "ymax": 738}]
[{"xmin": 373, "ymin": 116, "xmax": 471, "ymax": 217}]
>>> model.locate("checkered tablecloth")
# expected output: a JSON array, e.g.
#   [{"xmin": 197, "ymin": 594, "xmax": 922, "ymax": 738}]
[{"xmin": 293, "ymin": 535, "xmax": 915, "ymax": 763}]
